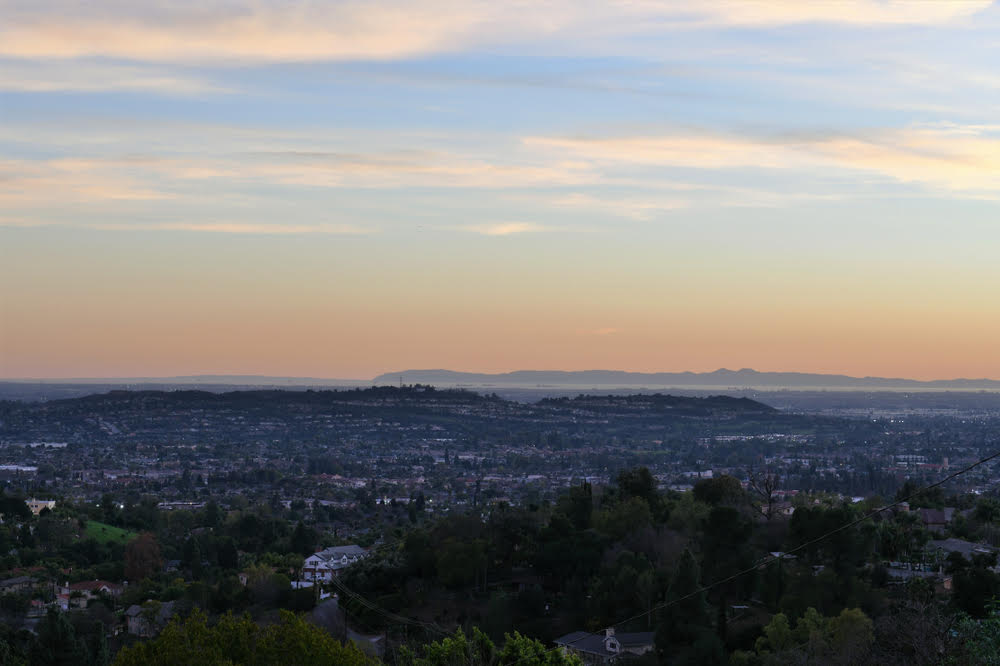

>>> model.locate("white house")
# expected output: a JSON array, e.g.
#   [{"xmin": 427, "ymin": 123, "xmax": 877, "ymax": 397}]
[
  {"xmin": 26, "ymin": 499, "xmax": 56, "ymax": 515},
  {"xmin": 302, "ymin": 545, "xmax": 368, "ymax": 582},
  {"xmin": 61, "ymin": 580, "xmax": 124, "ymax": 609}
]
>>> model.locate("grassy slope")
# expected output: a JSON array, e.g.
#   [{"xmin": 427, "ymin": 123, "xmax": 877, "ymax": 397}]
[{"xmin": 85, "ymin": 520, "xmax": 135, "ymax": 544}]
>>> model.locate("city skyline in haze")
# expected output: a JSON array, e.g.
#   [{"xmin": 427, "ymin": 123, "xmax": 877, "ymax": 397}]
[{"xmin": 3, "ymin": 1, "xmax": 1000, "ymax": 380}]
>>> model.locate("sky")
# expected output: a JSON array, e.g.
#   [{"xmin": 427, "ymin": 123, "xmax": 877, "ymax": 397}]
[{"xmin": 2, "ymin": 0, "xmax": 1000, "ymax": 381}]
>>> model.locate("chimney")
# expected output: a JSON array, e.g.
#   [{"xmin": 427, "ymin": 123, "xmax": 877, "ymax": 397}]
[{"xmin": 604, "ymin": 628, "xmax": 620, "ymax": 654}]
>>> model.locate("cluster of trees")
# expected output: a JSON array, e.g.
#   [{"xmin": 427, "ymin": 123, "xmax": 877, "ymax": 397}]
[
  {"xmin": 111, "ymin": 609, "xmax": 370, "ymax": 666},
  {"xmin": 339, "ymin": 467, "xmax": 1000, "ymax": 664},
  {"xmin": 0, "ymin": 490, "xmax": 326, "ymax": 582},
  {"xmin": 10, "ymin": 464, "xmax": 1000, "ymax": 664},
  {"xmin": 0, "ymin": 489, "xmax": 343, "ymax": 665},
  {"xmin": 1, "ymin": 608, "xmax": 110, "ymax": 666},
  {"xmin": 399, "ymin": 627, "xmax": 580, "ymax": 666},
  {"xmin": 11, "ymin": 608, "xmax": 589, "ymax": 666}
]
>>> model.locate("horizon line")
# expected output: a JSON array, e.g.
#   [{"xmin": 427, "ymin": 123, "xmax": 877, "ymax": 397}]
[{"xmin": 3, "ymin": 367, "xmax": 1000, "ymax": 385}]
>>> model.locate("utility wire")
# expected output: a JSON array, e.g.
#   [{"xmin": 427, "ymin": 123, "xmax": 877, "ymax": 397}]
[
  {"xmin": 328, "ymin": 574, "xmax": 450, "ymax": 637},
  {"xmin": 326, "ymin": 449, "xmax": 1000, "ymax": 664},
  {"xmin": 511, "ymin": 447, "xmax": 1000, "ymax": 665},
  {"xmin": 603, "ymin": 447, "xmax": 1000, "ymax": 632}
]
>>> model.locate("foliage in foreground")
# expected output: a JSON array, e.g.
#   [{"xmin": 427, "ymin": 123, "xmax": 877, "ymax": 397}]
[
  {"xmin": 112, "ymin": 609, "xmax": 372, "ymax": 666},
  {"xmin": 399, "ymin": 627, "xmax": 583, "ymax": 666},
  {"xmin": 732, "ymin": 606, "xmax": 874, "ymax": 665}
]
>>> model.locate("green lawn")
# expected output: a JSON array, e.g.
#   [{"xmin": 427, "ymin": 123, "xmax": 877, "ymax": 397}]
[{"xmin": 85, "ymin": 520, "xmax": 135, "ymax": 544}]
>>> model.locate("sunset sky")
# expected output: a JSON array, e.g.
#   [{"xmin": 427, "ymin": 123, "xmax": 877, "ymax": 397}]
[{"xmin": 2, "ymin": 1, "xmax": 1000, "ymax": 380}]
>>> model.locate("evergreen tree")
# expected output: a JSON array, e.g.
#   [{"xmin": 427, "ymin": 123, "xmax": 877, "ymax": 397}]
[
  {"xmin": 88, "ymin": 622, "xmax": 110, "ymax": 666},
  {"xmin": 204, "ymin": 500, "xmax": 221, "ymax": 529},
  {"xmin": 30, "ymin": 608, "xmax": 86, "ymax": 666},
  {"xmin": 124, "ymin": 533, "xmax": 162, "ymax": 582},
  {"xmin": 218, "ymin": 537, "xmax": 239, "ymax": 570},
  {"xmin": 656, "ymin": 548, "xmax": 711, "ymax": 660},
  {"xmin": 616, "ymin": 467, "xmax": 657, "ymax": 506},
  {"xmin": 290, "ymin": 521, "xmax": 315, "ymax": 556},
  {"xmin": 183, "ymin": 537, "xmax": 203, "ymax": 578}
]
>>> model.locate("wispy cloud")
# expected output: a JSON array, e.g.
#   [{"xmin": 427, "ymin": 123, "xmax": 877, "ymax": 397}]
[
  {"xmin": 549, "ymin": 192, "xmax": 688, "ymax": 220},
  {"xmin": 0, "ymin": 2, "xmax": 488, "ymax": 62},
  {"xmin": 7, "ymin": 120, "xmax": 1000, "ymax": 229},
  {"xmin": 0, "ymin": 217, "xmax": 371, "ymax": 235},
  {"xmin": 527, "ymin": 135, "xmax": 808, "ymax": 170},
  {"xmin": 0, "ymin": 158, "xmax": 172, "ymax": 203},
  {"xmin": 0, "ymin": 151, "xmax": 597, "ymax": 200},
  {"xmin": 676, "ymin": 0, "xmax": 993, "ymax": 27},
  {"xmin": 1, "ymin": 1, "xmax": 991, "ymax": 63},
  {"xmin": 816, "ymin": 129, "xmax": 1000, "ymax": 192},
  {"xmin": 94, "ymin": 221, "xmax": 371, "ymax": 234},
  {"xmin": 247, "ymin": 155, "xmax": 593, "ymax": 189},
  {"xmin": 0, "ymin": 60, "xmax": 229, "ymax": 94},
  {"xmin": 460, "ymin": 222, "xmax": 548, "ymax": 236},
  {"xmin": 530, "ymin": 125, "xmax": 1000, "ymax": 194}
]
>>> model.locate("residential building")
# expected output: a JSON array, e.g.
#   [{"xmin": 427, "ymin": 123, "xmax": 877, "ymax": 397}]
[
  {"xmin": 61, "ymin": 580, "xmax": 123, "ymax": 608},
  {"xmin": 25, "ymin": 499, "xmax": 56, "ymax": 515},
  {"xmin": 554, "ymin": 628, "xmax": 655, "ymax": 664},
  {"xmin": 302, "ymin": 545, "xmax": 368, "ymax": 582},
  {"xmin": 0, "ymin": 576, "xmax": 35, "ymax": 595}
]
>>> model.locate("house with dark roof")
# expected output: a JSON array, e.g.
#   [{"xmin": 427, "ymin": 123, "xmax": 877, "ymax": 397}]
[
  {"xmin": 61, "ymin": 580, "xmax": 123, "ymax": 609},
  {"xmin": 302, "ymin": 545, "xmax": 368, "ymax": 582},
  {"xmin": 554, "ymin": 628, "xmax": 655, "ymax": 664},
  {"xmin": 62, "ymin": 580, "xmax": 123, "ymax": 597},
  {"xmin": 928, "ymin": 537, "xmax": 995, "ymax": 561},
  {"xmin": 919, "ymin": 508, "xmax": 956, "ymax": 533},
  {"xmin": 0, "ymin": 576, "xmax": 36, "ymax": 595}
]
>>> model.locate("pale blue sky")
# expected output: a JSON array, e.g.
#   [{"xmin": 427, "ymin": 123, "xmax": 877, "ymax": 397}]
[{"xmin": 2, "ymin": 1, "xmax": 1000, "ymax": 379}]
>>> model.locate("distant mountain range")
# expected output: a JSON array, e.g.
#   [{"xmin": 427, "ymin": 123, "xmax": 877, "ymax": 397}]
[
  {"xmin": 6, "ymin": 369, "xmax": 1000, "ymax": 392},
  {"xmin": 372, "ymin": 368, "xmax": 1000, "ymax": 390}
]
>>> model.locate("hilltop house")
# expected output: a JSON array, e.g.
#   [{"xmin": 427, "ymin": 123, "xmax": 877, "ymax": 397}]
[
  {"xmin": 302, "ymin": 545, "xmax": 369, "ymax": 582},
  {"xmin": 60, "ymin": 580, "xmax": 123, "ymax": 608},
  {"xmin": 25, "ymin": 499, "xmax": 55, "ymax": 515},
  {"xmin": 554, "ymin": 628, "xmax": 655, "ymax": 664}
]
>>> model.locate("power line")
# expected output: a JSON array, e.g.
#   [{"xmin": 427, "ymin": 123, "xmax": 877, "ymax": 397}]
[
  {"xmin": 325, "ymin": 450, "xmax": 1000, "ymax": 664},
  {"xmin": 608, "ymin": 447, "xmax": 1000, "ymax": 631},
  {"xmin": 300, "ymin": 533, "xmax": 450, "ymax": 639},
  {"xmin": 510, "ymin": 447, "xmax": 1000, "ymax": 665},
  {"xmin": 328, "ymin": 574, "xmax": 450, "ymax": 637}
]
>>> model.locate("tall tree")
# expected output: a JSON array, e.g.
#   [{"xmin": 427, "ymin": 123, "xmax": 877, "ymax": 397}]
[
  {"xmin": 182, "ymin": 537, "xmax": 202, "ymax": 578},
  {"xmin": 616, "ymin": 468, "xmax": 658, "ymax": 506},
  {"xmin": 89, "ymin": 622, "xmax": 110, "ymax": 666},
  {"xmin": 693, "ymin": 475, "xmax": 745, "ymax": 507},
  {"xmin": 290, "ymin": 521, "xmax": 316, "ymax": 556},
  {"xmin": 556, "ymin": 483, "xmax": 593, "ymax": 531},
  {"xmin": 657, "ymin": 548, "xmax": 711, "ymax": 661},
  {"xmin": 747, "ymin": 467, "xmax": 781, "ymax": 520},
  {"xmin": 218, "ymin": 537, "xmax": 239, "ymax": 570},
  {"xmin": 124, "ymin": 533, "xmax": 162, "ymax": 582},
  {"xmin": 30, "ymin": 608, "xmax": 86, "ymax": 666}
]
